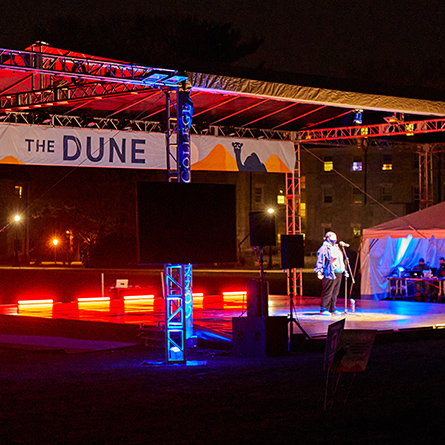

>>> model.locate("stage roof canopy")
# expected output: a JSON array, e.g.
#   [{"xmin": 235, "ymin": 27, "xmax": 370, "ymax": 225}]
[{"xmin": 0, "ymin": 43, "xmax": 444, "ymax": 139}]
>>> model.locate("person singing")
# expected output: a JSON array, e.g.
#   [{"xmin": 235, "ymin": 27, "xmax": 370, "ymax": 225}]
[{"xmin": 314, "ymin": 231, "xmax": 347, "ymax": 315}]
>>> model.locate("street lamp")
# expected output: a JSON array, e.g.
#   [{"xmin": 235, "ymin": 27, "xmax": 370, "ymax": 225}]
[
  {"xmin": 267, "ymin": 208, "xmax": 275, "ymax": 269},
  {"xmin": 13, "ymin": 214, "xmax": 22, "ymax": 267},
  {"xmin": 52, "ymin": 238, "xmax": 59, "ymax": 264}
]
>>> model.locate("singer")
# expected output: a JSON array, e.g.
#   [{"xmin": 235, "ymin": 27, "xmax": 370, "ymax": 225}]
[{"xmin": 314, "ymin": 231, "xmax": 348, "ymax": 315}]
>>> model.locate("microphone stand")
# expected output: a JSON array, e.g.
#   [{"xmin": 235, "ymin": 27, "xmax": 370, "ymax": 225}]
[{"xmin": 340, "ymin": 244, "xmax": 355, "ymax": 314}]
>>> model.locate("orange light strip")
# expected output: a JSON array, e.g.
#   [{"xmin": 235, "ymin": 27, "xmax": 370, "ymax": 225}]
[
  {"xmin": 123, "ymin": 294, "xmax": 155, "ymax": 300},
  {"xmin": 223, "ymin": 291, "xmax": 247, "ymax": 297},
  {"xmin": 77, "ymin": 297, "xmax": 110, "ymax": 302},
  {"xmin": 18, "ymin": 299, "xmax": 54, "ymax": 305}
]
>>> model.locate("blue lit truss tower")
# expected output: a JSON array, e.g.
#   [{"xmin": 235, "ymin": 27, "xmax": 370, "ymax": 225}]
[{"xmin": 164, "ymin": 84, "xmax": 194, "ymax": 364}]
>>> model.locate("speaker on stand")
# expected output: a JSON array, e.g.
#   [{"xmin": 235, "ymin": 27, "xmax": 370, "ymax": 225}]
[
  {"xmin": 249, "ymin": 211, "xmax": 276, "ymax": 316},
  {"xmin": 280, "ymin": 234, "xmax": 311, "ymax": 344}
]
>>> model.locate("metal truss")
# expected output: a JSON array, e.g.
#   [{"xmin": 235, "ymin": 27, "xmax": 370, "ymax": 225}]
[
  {"xmin": 0, "ymin": 47, "xmax": 187, "ymax": 87},
  {"xmin": 163, "ymin": 264, "xmax": 193, "ymax": 364},
  {"xmin": 0, "ymin": 46, "xmax": 187, "ymax": 111},
  {"xmin": 298, "ymin": 118, "xmax": 445, "ymax": 143},
  {"xmin": 0, "ymin": 82, "xmax": 159, "ymax": 110},
  {"xmin": 301, "ymin": 137, "xmax": 445, "ymax": 152},
  {"xmin": 190, "ymin": 125, "xmax": 291, "ymax": 140},
  {"xmin": 418, "ymin": 146, "xmax": 434, "ymax": 209},
  {"xmin": 285, "ymin": 144, "xmax": 303, "ymax": 299},
  {"xmin": 0, "ymin": 111, "xmax": 163, "ymax": 132}
]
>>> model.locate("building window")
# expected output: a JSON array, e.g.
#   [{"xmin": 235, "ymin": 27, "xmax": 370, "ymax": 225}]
[
  {"xmin": 300, "ymin": 175, "xmax": 306, "ymax": 189},
  {"xmin": 352, "ymin": 188, "xmax": 363, "ymax": 204},
  {"xmin": 352, "ymin": 225, "xmax": 362, "ymax": 237},
  {"xmin": 413, "ymin": 186, "xmax": 420, "ymax": 204},
  {"xmin": 321, "ymin": 224, "xmax": 332, "ymax": 239},
  {"xmin": 254, "ymin": 187, "xmax": 263, "ymax": 203},
  {"xmin": 277, "ymin": 194, "xmax": 286, "ymax": 205},
  {"xmin": 324, "ymin": 157, "xmax": 333, "ymax": 172},
  {"xmin": 351, "ymin": 157, "xmax": 362, "ymax": 172},
  {"xmin": 14, "ymin": 185, "xmax": 23, "ymax": 199},
  {"xmin": 381, "ymin": 184, "xmax": 393, "ymax": 202},
  {"xmin": 300, "ymin": 202, "xmax": 306, "ymax": 217},
  {"xmin": 382, "ymin": 154, "xmax": 393, "ymax": 171},
  {"xmin": 323, "ymin": 187, "xmax": 333, "ymax": 204}
]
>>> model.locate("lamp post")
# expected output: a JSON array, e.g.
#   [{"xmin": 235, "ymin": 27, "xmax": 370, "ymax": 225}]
[
  {"xmin": 13, "ymin": 215, "xmax": 21, "ymax": 267},
  {"xmin": 267, "ymin": 208, "xmax": 275, "ymax": 269},
  {"xmin": 52, "ymin": 238, "xmax": 59, "ymax": 264}
]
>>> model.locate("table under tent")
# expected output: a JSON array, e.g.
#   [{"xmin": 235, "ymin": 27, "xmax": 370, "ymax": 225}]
[{"xmin": 361, "ymin": 201, "xmax": 445, "ymax": 300}]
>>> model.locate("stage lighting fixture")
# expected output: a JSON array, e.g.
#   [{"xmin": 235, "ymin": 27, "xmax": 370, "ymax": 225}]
[
  {"xmin": 353, "ymin": 109, "xmax": 363, "ymax": 125},
  {"xmin": 384, "ymin": 113, "xmax": 404, "ymax": 124}
]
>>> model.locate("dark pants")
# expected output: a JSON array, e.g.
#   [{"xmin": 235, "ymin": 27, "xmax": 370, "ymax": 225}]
[{"xmin": 321, "ymin": 273, "xmax": 343, "ymax": 312}]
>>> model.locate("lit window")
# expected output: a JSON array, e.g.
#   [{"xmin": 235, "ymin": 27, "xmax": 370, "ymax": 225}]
[
  {"xmin": 300, "ymin": 202, "xmax": 306, "ymax": 217},
  {"xmin": 300, "ymin": 175, "xmax": 306, "ymax": 189},
  {"xmin": 277, "ymin": 194, "xmax": 286, "ymax": 205},
  {"xmin": 352, "ymin": 226, "xmax": 362, "ymax": 237},
  {"xmin": 15, "ymin": 185, "xmax": 23, "ymax": 199},
  {"xmin": 352, "ymin": 157, "xmax": 362, "ymax": 171},
  {"xmin": 382, "ymin": 154, "xmax": 392, "ymax": 171},
  {"xmin": 324, "ymin": 157, "xmax": 333, "ymax": 172}
]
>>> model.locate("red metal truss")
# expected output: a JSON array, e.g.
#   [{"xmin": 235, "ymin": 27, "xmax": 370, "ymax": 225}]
[
  {"xmin": 298, "ymin": 119, "xmax": 445, "ymax": 142},
  {"xmin": 0, "ymin": 47, "xmax": 187, "ymax": 86}
]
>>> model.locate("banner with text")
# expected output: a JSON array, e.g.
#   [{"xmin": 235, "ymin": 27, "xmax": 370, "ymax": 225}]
[{"xmin": 0, "ymin": 123, "xmax": 295, "ymax": 173}]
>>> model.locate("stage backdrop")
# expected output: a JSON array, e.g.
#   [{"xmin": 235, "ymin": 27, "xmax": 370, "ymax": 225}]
[
  {"xmin": 0, "ymin": 123, "xmax": 295, "ymax": 173},
  {"xmin": 361, "ymin": 202, "xmax": 445, "ymax": 300}
]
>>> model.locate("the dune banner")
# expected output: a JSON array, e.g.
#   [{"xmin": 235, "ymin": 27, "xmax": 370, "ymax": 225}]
[{"xmin": 0, "ymin": 123, "xmax": 295, "ymax": 173}]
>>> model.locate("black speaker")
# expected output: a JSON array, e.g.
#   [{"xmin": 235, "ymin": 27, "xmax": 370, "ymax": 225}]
[
  {"xmin": 249, "ymin": 212, "xmax": 276, "ymax": 247},
  {"xmin": 281, "ymin": 234, "xmax": 304, "ymax": 269},
  {"xmin": 232, "ymin": 316, "xmax": 288, "ymax": 357},
  {"xmin": 246, "ymin": 279, "xmax": 269, "ymax": 317}
]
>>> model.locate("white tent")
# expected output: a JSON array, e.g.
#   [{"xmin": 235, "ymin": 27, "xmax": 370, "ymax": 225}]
[{"xmin": 361, "ymin": 202, "xmax": 445, "ymax": 300}]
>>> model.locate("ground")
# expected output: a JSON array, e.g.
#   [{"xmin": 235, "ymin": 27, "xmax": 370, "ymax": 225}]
[{"xmin": 0, "ymin": 334, "xmax": 444, "ymax": 444}]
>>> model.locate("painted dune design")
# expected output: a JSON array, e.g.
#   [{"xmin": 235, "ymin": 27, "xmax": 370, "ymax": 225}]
[
  {"xmin": 192, "ymin": 144, "xmax": 238, "ymax": 171},
  {"xmin": 264, "ymin": 154, "xmax": 291, "ymax": 173},
  {"xmin": 192, "ymin": 144, "xmax": 291, "ymax": 173},
  {"xmin": 0, "ymin": 156, "xmax": 25, "ymax": 164}
]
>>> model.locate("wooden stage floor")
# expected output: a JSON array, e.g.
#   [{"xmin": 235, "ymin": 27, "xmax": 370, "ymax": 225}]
[{"xmin": 1, "ymin": 294, "xmax": 445, "ymax": 340}]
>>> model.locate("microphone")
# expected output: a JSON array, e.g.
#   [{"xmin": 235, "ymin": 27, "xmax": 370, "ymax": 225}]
[{"xmin": 339, "ymin": 241, "xmax": 350, "ymax": 247}]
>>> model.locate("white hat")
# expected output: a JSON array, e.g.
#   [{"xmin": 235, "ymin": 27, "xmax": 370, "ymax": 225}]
[{"xmin": 324, "ymin": 231, "xmax": 337, "ymax": 243}]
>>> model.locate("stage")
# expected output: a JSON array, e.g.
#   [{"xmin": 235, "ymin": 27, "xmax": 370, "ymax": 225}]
[{"xmin": 1, "ymin": 293, "xmax": 445, "ymax": 351}]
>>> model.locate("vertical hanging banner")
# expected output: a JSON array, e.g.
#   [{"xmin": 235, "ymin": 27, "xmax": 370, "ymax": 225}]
[{"xmin": 0, "ymin": 123, "xmax": 295, "ymax": 173}]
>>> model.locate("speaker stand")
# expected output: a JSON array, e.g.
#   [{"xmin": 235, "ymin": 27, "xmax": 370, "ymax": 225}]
[{"xmin": 287, "ymin": 269, "xmax": 312, "ymax": 343}]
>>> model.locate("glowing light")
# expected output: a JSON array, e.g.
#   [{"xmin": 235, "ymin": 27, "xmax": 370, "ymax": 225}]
[
  {"xmin": 267, "ymin": 208, "xmax": 275, "ymax": 214},
  {"xmin": 52, "ymin": 238, "xmax": 59, "ymax": 246},
  {"xmin": 18, "ymin": 299, "xmax": 54, "ymax": 305},
  {"xmin": 123, "ymin": 295, "xmax": 154, "ymax": 301},
  {"xmin": 353, "ymin": 109, "xmax": 363, "ymax": 125},
  {"xmin": 14, "ymin": 214, "xmax": 21, "ymax": 222},
  {"xmin": 223, "ymin": 291, "xmax": 247, "ymax": 300},
  {"xmin": 77, "ymin": 297, "xmax": 110, "ymax": 302}
]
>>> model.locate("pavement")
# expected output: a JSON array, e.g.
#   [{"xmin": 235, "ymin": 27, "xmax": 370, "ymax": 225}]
[{"xmin": 0, "ymin": 331, "xmax": 444, "ymax": 444}]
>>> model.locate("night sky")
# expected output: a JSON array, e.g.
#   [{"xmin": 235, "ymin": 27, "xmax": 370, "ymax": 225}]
[{"xmin": 0, "ymin": 0, "xmax": 444, "ymax": 98}]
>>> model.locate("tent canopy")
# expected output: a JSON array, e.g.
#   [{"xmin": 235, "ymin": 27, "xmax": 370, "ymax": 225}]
[
  {"xmin": 361, "ymin": 202, "xmax": 445, "ymax": 300},
  {"xmin": 362, "ymin": 202, "xmax": 445, "ymax": 240}
]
